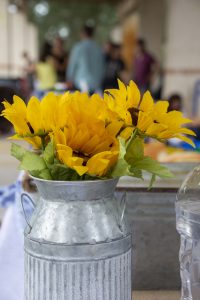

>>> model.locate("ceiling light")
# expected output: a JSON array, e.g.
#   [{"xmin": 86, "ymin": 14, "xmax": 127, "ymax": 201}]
[
  {"xmin": 58, "ymin": 26, "xmax": 70, "ymax": 38},
  {"xmin": 34, "ymin": 1, "xmax": 49, "ymax": 17}
]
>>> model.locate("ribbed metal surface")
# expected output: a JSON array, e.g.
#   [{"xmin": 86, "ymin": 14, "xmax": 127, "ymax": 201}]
[
  {"xmin": 23, "ymin": 179, "xmax": 132, "ymax": 299},
  {"xmin": 25, "ymin": 249, "xmax": 132, "ymax": 300}
]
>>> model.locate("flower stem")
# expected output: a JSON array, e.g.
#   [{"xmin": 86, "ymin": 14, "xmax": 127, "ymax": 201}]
[
  {"xmin": 41, "ymin": 136, "xmax": 46, "ymax": 152},
  {"xmin": 132, "ymin": 128, "xmax": 138, "ymax": 140}
]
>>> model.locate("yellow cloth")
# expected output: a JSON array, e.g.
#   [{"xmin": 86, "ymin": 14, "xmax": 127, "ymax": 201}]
[{"xmin": 36, "ymin": 58, "xmax": 57, "ymax": 90}]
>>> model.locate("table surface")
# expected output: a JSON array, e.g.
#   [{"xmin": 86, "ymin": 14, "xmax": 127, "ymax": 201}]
[{"xmin": 133, "ymin": 291, "xmax": 180, "ymax": 300}]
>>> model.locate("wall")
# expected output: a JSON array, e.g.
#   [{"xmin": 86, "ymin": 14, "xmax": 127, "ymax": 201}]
[
  {"xmin": 0, "ymin": 0, "xmax": 38, "ymax": 78},
  {"xmin": 134, "ymin": 0, "xmax": 200, "ymax": 116},
  {"xmin": 164, "ymin": 0, "xmax": 200, "ymax": 116},
  {"xmin": 137, "ymin": 0, "xmax": 166, "ymax": 61},
  {"xmin": 0, "ymin": 0, "xmax": 9, "ymax": 77},
  {"xmin": 9, "ymin": 12, "xmax": 27, "ymax": 77}
]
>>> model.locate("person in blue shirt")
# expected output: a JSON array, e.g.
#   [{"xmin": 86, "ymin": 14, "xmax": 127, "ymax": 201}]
[{"xmin": 67, "ymin": 24, "xmax": 105, "ymax": 94}]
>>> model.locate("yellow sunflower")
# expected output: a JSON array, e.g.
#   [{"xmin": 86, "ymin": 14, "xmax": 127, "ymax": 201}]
[
  {"xmin": 1, "ymin": 92, "xmax": 71, "ymax": 148},
  {"xmin": 54, "ymin": 125, "xmax": 119, "ymax": 177},
  {"xmin": 1, "ymin": 95, "xmax": 41, "ymax": 148},
  {"xmin": 105, "ymin": 80, "xmax": 195, "ymax": 145},
  {"xmin": 52, "ymin": 95, "xmax": 119, "ymax": 177},
  {"xmin": 1, "ymin": 90, "xmax": 123, "ymax": 152}
]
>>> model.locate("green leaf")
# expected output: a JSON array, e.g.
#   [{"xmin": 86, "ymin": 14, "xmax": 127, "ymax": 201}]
[
  {"xmin": 11, "ymin": 143, "xmax": 27, "ymax": 161},
  {"xmin": 130, "ymin": 156, "xmax": 174, "ymax": 178},
  {"xmin": 122, "ymin": 135, "xmax": 173, "ymax": 182},
  {"xmin": 18, "ymin": 130, "xmax": 46, "ymax": 138},
  {"xmin": 125, "ymin": 136, "xmax": 144, "ymax": 164},
  {"xmin": 111, "ymin": 138, "xmax": 129, "ymax": 177},
  {"xmin": 19, "ymin": 152, "xmax": 52, "ymax": 179},
  {"xmin": 29, "ymin": 170, "xmax": 41, "ymax": 178},
  {"xmin": 43, "ymin": 140, "xmax": 54, "ymax": 164},
  {"xmin": 20, "ymin": 152, "xmax": 47, "ymax": 171},
  {"xmin": 111, "ymin": 159, "xmax": 129, "ymax": 177},
  {"xmin": 128, "ymin": 167, "xmax": 143, "ymax": 179},
  {"xmin": 148, "ymin": 174, "xmax": 156, "ymax": 190},
  {"xmin": 38, "ymin": 169, "xmax": 52, "ymax": 180},
  {"xmin": 49, "ymin": 163, "xmax": 78, "ymax": 181},
  {"xmin": 82, "ymin": 174, "xmax": 99, "ymax": 180},
  {"xmin": 28, "ymin": 169, "xmax": 52, "ymax": 180},
  {"xmin": 118, "ymin": 137, "xmax": 126, "ymax": 158}
]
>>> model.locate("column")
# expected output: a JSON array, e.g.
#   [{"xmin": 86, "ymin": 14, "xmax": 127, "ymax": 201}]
[
  {"xmin": 138, "ymin": 0, "xmax": 166, "ymax": 61},
  {"xmin": 164, "ymin": 0, "xmax": 200, "ymax": 116},
  {"xmin": 9, "ymin": 11, "xmax": 27, "ymax": 77},
  {"xmin": 26, "ymin": 22, "xmax": 39, "ymax": 63},
  {"xmin": 0, "ymin": 0, "xmax": 9, "ymax": 77}
]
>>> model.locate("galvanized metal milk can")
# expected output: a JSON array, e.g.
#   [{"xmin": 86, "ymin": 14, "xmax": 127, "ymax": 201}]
[{"xmin": 22, "ymin": 177, "xmax": 132, "ymax": 300}]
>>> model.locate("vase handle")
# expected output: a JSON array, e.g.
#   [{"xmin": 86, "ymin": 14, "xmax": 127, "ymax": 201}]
[
  {"xmin": 120, "ymin": 192, "xmax": 127, "ymax": 224},
  {"xmin": 21, "ymin": 193, "xmax": 36, "ymax": 230}
]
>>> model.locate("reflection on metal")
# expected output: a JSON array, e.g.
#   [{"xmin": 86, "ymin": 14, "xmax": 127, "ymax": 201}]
[{"xmin": 24, "ymin": 178, "xmax": 132, "ymax": 300}]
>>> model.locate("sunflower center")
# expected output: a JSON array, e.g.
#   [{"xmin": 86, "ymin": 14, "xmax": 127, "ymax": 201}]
[{"xmin": 128, "ymin": 107, "xmax": 139, "ymax": 126}]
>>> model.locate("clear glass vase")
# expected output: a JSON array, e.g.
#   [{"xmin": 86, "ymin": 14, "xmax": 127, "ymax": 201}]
[{"xmin": 176, "ymin": 165, "xmax": 200, "ymax": 300}]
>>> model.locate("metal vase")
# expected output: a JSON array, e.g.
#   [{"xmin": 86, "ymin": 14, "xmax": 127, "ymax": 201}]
[{"xmin": 23, "ymin": 178, "xmax": 132, "ymax": 300}]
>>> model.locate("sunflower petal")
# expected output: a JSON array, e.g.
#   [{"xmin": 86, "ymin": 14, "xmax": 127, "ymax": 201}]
[{"xmin": 139, "ymin": 91, "xmax": 154, "ymax": 112}]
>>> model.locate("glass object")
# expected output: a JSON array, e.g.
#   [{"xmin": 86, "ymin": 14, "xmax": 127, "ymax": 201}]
[{"xmin": 176, "ymin": 165, "xmax": 200, "ymax": 300}]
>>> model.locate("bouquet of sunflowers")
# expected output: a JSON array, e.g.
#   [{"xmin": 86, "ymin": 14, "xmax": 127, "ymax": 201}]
[{"xmin": 1, "ymin": 80, "xmax": 195, "ymax": 186}]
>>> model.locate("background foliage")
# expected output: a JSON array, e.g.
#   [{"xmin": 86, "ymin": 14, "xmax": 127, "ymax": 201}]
[{"xmin": 27, "ymin": 0, "xmax": 119, "ymax": 50}]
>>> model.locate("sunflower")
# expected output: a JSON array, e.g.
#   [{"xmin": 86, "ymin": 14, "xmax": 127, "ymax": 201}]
[
  {"xmin": 52, "ymin": 94, "xmax": 119, "ymax": 177},
  {"xmin": 1, "ymin": 92, "xmax": 72, "ymax": 149},
  {"xmin": 105, "ymin": 80, "xmax": 195, "ymax": 145},
  {"xmin": 2, "ymin": 81, "xmax": 196, "ymax": 181},
  {"xmin": 1, "ymin": 95, "xmax": 41, "ymax": 148}
]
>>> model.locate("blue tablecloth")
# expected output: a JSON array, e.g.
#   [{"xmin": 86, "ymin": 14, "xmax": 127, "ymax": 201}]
[{"xmin": 0, "ymin": 174, "xmax": 35, "ymax": 300}]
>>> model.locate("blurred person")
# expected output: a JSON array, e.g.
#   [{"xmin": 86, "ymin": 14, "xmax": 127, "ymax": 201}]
[
  {"xmin": 103, "ymin": 40, "xmax": 112, "ymax": 57},
  {"xmin": 150, "ymin": 66, "xmax": 163, "ymax": 100},
  {"xmin": 52, "ymin": 37, "xmax": 68, "ymax": 83},
  {"xmin": 133, "ymin": 38, "xmax": 157, "ymax": 93},
  {"xmin": 166, "ymin": 94, "xmax": 200, "ymax": 147},
  {"xmin": 67, "ymin": 24, "xmax": 105, "ymax": 94},
  {"xmin": 166, "ymin": 93, "xmax": 184, "ymax": 147},
  {"xmin": 22, "ymin": 51, "xmax": 35, "ymax": 96},
  {"xmin": 168, "ymin": 93, "xmax": 183, "ymax": 112},
  {"xmin": 34, "ymin": 41, "xmax": 57, "ymax": 98},
  {"xmin": 102, "ymin": 42, "xmax": 125, "ymax": 89}
]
